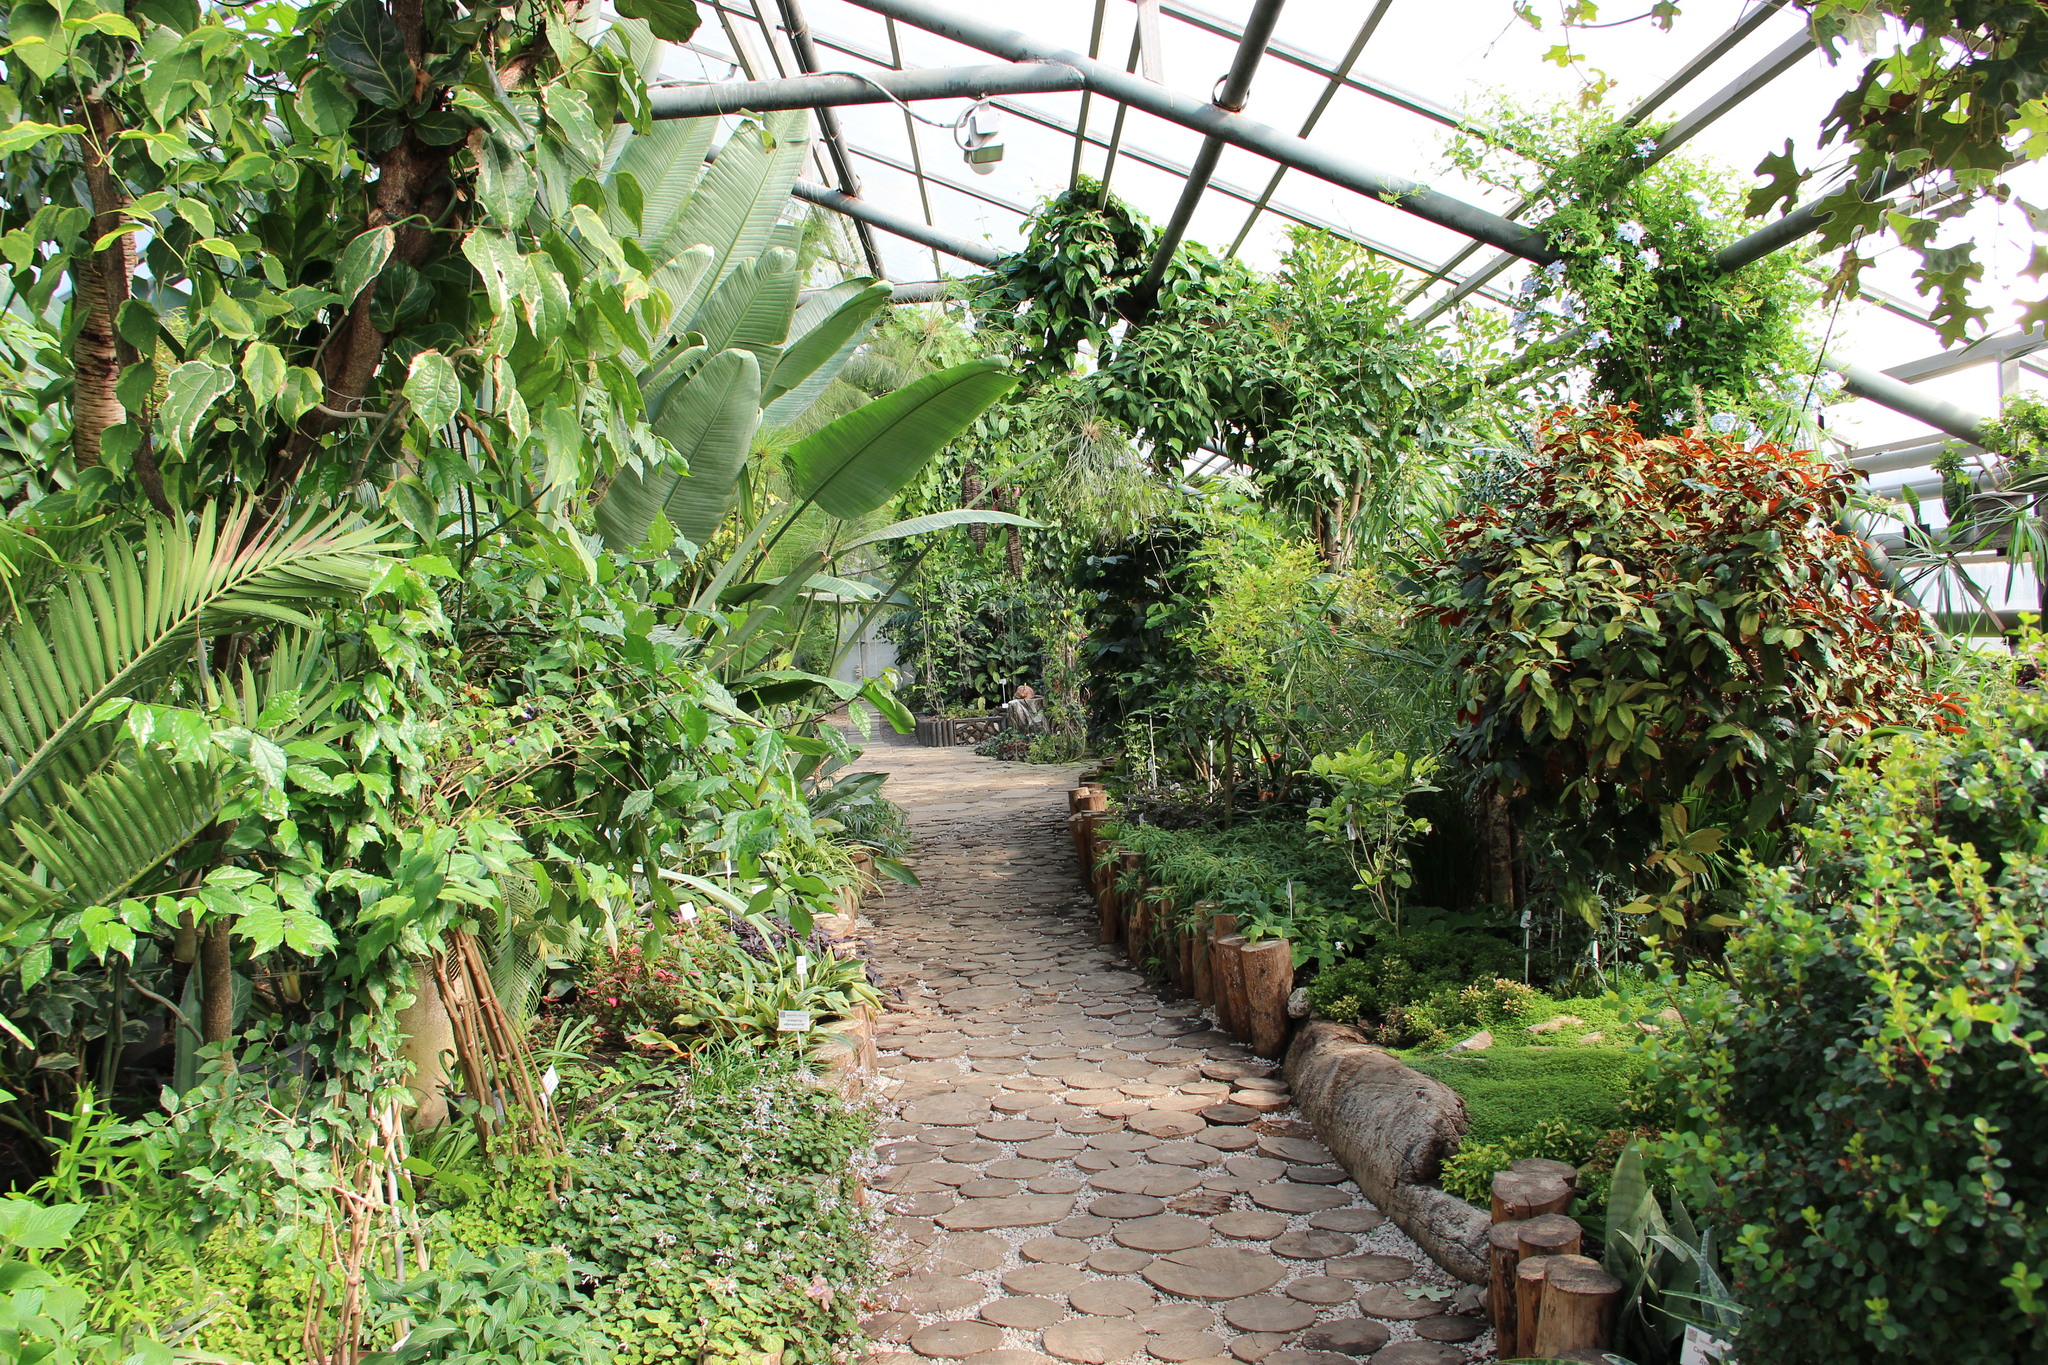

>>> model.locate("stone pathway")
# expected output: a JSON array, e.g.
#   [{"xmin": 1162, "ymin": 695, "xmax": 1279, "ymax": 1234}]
[{"xmin": 847, "ymin": 733, "xmax": 1495, "ymax": 1365}]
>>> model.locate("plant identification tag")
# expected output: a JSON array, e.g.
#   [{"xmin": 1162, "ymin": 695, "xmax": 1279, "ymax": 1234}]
[
  {"xmin": 677, "ymin": 902, "xmax": 697, "ymax": 921},
  {"xmin": 796, "ymin": 954, "xmax": 811, "ymax": 973},
  {"xmin": 1682, "ymin": 1325, "xmax": 1735, "ymax": 1364},
  {"xmin": 777, "ymin": 1009, "xmax": 813, "ymax": 1032}
]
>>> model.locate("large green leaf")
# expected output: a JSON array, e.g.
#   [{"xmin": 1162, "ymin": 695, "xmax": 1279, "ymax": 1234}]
[
  {"xmin": 0, "ymin": 503, "xmax": 398, "ymax": 816},
  {"xmin": 688, "ymin": 249, "xmax": 799, "ymax": 368},
  {"xmin": 606, "ymin": 116, "xmax": 717, "ymax": 249},
  {"xmin": 663, "ymin": 110, "xmax": 810, "ymax": 321},
  {"xmin": 762, "ymin": 280, "xmax": 890, "ymax": 420},
  {"xmin": 322, "ymin": 0, "xmax": 409, "ymax": 108},
  {"xmin": 595, "ymin": 348, "xmax": 760, "ymax": 550},
  {"xmin": 785, "ymin": 360, "xmax": 1018, "ymax": 520},
  {"xmin": 835, "ymin": 508, "xmax": 1041, "ymax": 554}
]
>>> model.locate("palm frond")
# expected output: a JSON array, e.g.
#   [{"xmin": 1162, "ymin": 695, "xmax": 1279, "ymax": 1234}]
[
  {"xmin": 0, "ymin": 502, "xmax": 398, "ymax": 814},
  {"xmin": 10, "ymin": 747, "xmax": 226, "ymax": 912}
]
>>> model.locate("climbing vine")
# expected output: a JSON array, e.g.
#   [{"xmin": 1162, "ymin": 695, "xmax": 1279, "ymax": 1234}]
[{"xmin": 1448, "ymin": 103, "xmax": 1819, "ymax": 437}]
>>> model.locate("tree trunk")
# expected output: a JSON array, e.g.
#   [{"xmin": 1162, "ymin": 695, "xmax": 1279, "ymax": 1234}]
[
  {"xmin": 1516, "ymin": 1213, "xmax": 1582, "ymax": 1261},
  {"xmin": 396, "ymin": 966, "xmax": 457, "ymax": 1130},
  {"xmin": 1479, "ymin": 782, "xmax": 1518, "ymax": 912},
  {"xmin": 1492, "ymin": 1170, "xmax": 1574, "ymax": 1222},
  {"xmin": 1213, "ymin": 934, "xmax": 1250, "ymax": 1042},
  {"xmin": 198, "ymin": 921, "xmax": 235, "ymax": 1044}
]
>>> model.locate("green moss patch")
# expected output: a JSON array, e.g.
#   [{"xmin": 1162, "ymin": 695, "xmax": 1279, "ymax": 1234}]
[{"xmin": 1406, "ymin": 1045, "xmax": 1644, "ymax": 1147}]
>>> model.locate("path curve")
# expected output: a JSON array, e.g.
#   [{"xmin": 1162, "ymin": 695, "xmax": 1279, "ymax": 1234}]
[{"xmin": 851, "ymin": 732, "xmax": 1496, "ymax": 1365}]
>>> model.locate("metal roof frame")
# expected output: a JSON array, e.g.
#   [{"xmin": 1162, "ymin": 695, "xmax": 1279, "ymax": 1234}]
[{"xmin": 673, "ymin": 0, "xmax": 2025, "ymax": 465}]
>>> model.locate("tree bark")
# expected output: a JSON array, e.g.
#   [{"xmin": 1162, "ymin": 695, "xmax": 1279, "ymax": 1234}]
[
  {"xmin": 72, "ymin": 98, "xmax": 172, "ymax": 513},
  {"xmin": 1514, "ymin": 1254, "xmax": 1561, "ymax": 1359},
  {"xmin": 1213, "ymin": 934, "xmax": 1250, "ymax": 1043},
  {"xmin": 1487, "ymin": 1220, "xmax": 1526, "ymax": 1342},
  {"xmin": 198, "ymin": 921, "xmax": 235, "ymax": 1044}
]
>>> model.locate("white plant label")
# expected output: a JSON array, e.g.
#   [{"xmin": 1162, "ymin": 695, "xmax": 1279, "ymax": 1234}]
[
  {"xmin": 777, "ymin": 1009, "xmax": 813, "ymax": 1033},
  {"xmin": 796, "ymin": 954, "xmax": 811, "ymax": 973},
  {"xmin": 1682, "ymin": 1326, "xmax": 1736, "ymax": 1365},
  {"xmin": 677, "ymin": 902, "xmax": 697, "ymax": 921}
]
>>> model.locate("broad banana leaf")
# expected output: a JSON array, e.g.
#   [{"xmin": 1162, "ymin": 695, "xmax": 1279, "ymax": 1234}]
[
  {"xmin": 688, "ymin": 249, "xmax": 799, "ymax": 367},
  {"xmin": 663, "ymin": 110, "xmax": 811, "ymax": 323},
  {"xmin": 785, "ymin": 359, "xmax": 1018, "ymax": 521},
  {"xmin": 0, "ymin": 503, "xmax": 397, "ymax": 815},
  {"xmin": 835, "ymin": 508, "xmax": 1042, "ymax": 555},
  {"xmin": 762, "ymin": 280, "xmax": 891, "ymax": 422},
  {"xmin": 595, "ymin": 348, "xmax": 762, "ymax": 550}
]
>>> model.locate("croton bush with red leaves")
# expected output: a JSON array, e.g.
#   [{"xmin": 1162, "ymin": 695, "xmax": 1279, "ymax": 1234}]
[{"xmin": 1418, "ymin": 406, "xmax": 1958, "ymax": 931}]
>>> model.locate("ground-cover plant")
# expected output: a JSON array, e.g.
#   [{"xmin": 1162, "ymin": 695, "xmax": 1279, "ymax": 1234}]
[
  {"xmin": 1647, "ymin": 648, "xmax": 2048, "ymax": 1364},
  {"xmin": 1303, "ymin": 929, "xmax": 1522, "ymax": 1037},
  {"xmin": 1418, "ymin": 405, "xmax": 1953, "ymax": 945},
  {"xmin": 504, "ymin": 1044, "xmax": 874, "ymax": 1365},
  {"xmin": 1409, "ymin": 1047, "xmax": 1647, "ymax": 1150}
]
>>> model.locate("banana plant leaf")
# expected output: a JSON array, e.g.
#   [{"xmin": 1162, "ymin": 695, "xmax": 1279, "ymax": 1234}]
[{"xmin": 785, "ymin": 359, "xmax": 1017, "ymax": 521}]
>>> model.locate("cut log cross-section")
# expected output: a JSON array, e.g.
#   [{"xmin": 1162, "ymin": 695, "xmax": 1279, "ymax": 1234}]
[
  {"xmin": 1517, "ymin": 1213, "xmax": 1583, "ymax": 1261},
  {"xmin": 1492, "ymin": 1170, "xmax": 1575, "ymax": 1222}
]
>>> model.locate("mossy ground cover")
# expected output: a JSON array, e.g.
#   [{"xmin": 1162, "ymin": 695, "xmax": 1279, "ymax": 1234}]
[{"xmin": 1406, "ymin": 1045, "xmax": 1644, "ymax": 1147}]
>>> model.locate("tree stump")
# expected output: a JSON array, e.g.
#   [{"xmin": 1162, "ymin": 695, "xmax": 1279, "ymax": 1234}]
[
  {"xmin": 1513, "ymin": 1255, "xmax": 1562, "ymax": 1359},
  {"xmin": 1115, "ymin": 851, "xmax": 1143, "ymax": 945},
  {"xmin": 1516, "ymin": 1213, "xmax": 1582, "ymax": 1262},
  {"xmin": 1486, "ymin": 1220, "xmax": 1528, "ymax": 1342},
  {"xmin": 1130, "ymin": 892, "xmax": 1162, "ymax": 966},
  {"xmin": 1530, "ymin": 1254, "xmax": 1623, "ymax": 1357},
  {"xmin": 1240, "ymin": 938, "xmax": 1295, "ymax": 1059},
  {"xmin": 1213, "ymin": 934, "xmax": 1250, "ymax": 1040},
  {"xmin": 1491, "ymin": 1170, "xmax": 1574, "ymax": 1222},
  {"xmin": 1095, "ymin": 846, "xmax": 1123, "ymax": 945},
  {"xmin": 1176, "ymin": 916, "xmax": 1196, "ymax": 991},
  {"xmin": 1192, "ymin": 905, "xmax": 1224, "ymax": 1004},
  {"xmin": 1509, "ymin": 1157, "xmax": 1581, "ymax": 1188}
]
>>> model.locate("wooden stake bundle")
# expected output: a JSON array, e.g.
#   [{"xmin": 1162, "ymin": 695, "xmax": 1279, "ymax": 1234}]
[{"xmin": 430, "ymin": 929, "xmax": 563, "ymax": 1164}]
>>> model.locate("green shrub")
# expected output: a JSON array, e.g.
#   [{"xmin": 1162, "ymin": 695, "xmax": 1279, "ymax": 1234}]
[
  {"xmin": 1400, "ymin": 977, "xmax": 1545, "ymax": 1049},
  {"xmin": 1439, "ymin": 1118, "xmax": 1658, "ymax": 1213},
  {"xmin": 515, "ymin": 1045, "xmax": 876, "ymax": 1365},
  {"xmin": 1305, "ymin": 929, "xmax": 1520, "ymax": 1032},
  {"xmin": 360, "ymin": 1246, "xmax": 602, "ymax": 1364},
  {"xmin": 1410, "ymin": 1046, "xmax": 1646, "ymax": 1147},
  {"xmin": 1651, "ymin": 673, "xmax": 2048, "ymax": 1364}
]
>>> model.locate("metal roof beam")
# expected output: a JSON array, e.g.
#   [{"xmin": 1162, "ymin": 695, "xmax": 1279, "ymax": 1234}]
[
  {"xmin": 848, "ymin": 0, "xmax": 1560, "ymax": 262},
  {"xmin": 791, "ymin": 180, "xmax": 1004, "ymax": 265},
  {"xmin": 776, "ymin": 0, "xmax": 885, "ymax": 276},
  {"xmin": 1132, "ymin": 0, "xmax": 1288, "ymax": 314},
  {"xmin": 1159, "ymin": 0, "xmax": 1470, "ymax": 133},
  {"xmin": 1882, "ymin": 326, "xmax": 2048, "ymax": 384},
  {"xmin": 646, "ymin": 63, "xmax": 1086, "ymax": 118},
  {"xmin": 1834, "ymin": 360, "xmax": 1996, "ymax": 446}
]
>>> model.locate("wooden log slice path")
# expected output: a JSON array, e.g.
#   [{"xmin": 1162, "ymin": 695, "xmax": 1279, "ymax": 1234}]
[{"xmin": 850, "ymin": 732, "xmax": 1492, "ymax": 1363}]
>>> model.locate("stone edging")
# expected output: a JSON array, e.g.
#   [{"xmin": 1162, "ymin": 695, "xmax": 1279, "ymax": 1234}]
[{"xmin": 1283, "ymin": 1019, "xmax": 1492, "ymax": 1283}]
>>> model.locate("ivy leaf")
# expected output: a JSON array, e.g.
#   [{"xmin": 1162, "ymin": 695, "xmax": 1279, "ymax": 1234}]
[
  {"xmin": 281, "ymin": 366, "xmax": 325, "ymax": 423},
  {"xmin": 333, "ymin": 226, "xmax": 395, "ymax": 309},
  {"xmin": 1746, "ymin": 140, "xmax": 1807, "ymax": 219},
  {"xmin": 323, "ymin": 0, "xmax": 412, "ymax": 109},
  {"xmin": 241, "ymin": 341, "xmax": 285, "ymax": 407},
  {"xmin": 0, "ymin": 120, "xmax": 85, "ymax": 156},
  {"xmin": 297, "ymin": 68, "xmax": 357, "ymax": 137},
  {"xmin": 160, "ymin": 361, "xmax": 235, "ymax": 454},
  {"xmin": 613, "ymin": 0, "xmax": 701, "ymax": 44},
  {"xmin": 404, "ymin": 350, "xmax": 462, "ymax": 430}
]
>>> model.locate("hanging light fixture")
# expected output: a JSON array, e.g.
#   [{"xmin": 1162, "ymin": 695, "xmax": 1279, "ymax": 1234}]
[{"xmin": 957, "ymin": 101, "xmax": 1003, "ymax": 174}]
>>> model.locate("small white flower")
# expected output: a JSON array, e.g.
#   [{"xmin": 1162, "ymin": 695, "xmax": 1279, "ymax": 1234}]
[
  {"xmin": 1616, "ymin": 221, "xmax": 1647, "ymax": 245},
  {"xmin": 1600, "ymin": 254, "xmax": 1622, "ymax": 272},
  {"xmin": 1662, "ymin": 316, "xmax": 1683, "ymax": 336},
  {"xmin": 1635, "ymin": 138, "xmax": 1658, "ymax": 157},
  {"xmin": 1709, "ymin": 412, "xmax": 1738, "ymax": 434},
  {"xmin": 1544, "ymin": 259, "xmax": 1569, "ymax": 280},
  {"xmin": 1639, "ymin": 248, "xmax": 1661, "ymax": 269},
  {"xmin": 1665, "ymin": 410, "xmax": 1687, "ymax": 427},
  {"xmin": 1587, "ymin": 328, "xmax": 1611, "ymax": 347}
]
